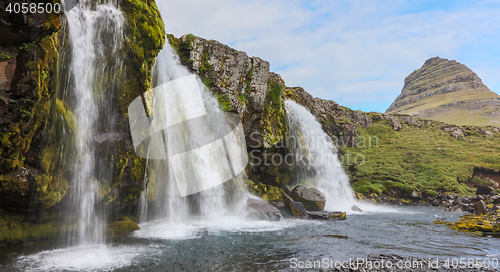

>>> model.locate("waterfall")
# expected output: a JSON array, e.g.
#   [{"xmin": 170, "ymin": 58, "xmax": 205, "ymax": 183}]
[
  {"xmin": 138, "ymin": 44, "xmax": 246, "ymax": 224},
  {"xmin": 61, "ymin": 0, "xmax": 124, "ymax": 245},
  {"xmin": 285, "ymin": 100, "xmax": 356, "ymax": 211}
]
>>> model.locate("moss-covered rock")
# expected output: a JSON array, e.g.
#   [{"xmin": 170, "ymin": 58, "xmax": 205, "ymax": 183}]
[
  {"xmin": 108, "ymin": 216, "xmax": 140, "ymax": 237},
  {"xmin": 245, "ymin": 180, "xmax": 283, "ymax": 202},
  {"xmin": 0, "ymin": 0, "xmax": 166, "ymax": 243},
  {"xmin": 0, "ymin": 208, "xmax": 60, "ymax": 244},
  {"xmin": 435, "ymin": 212, "xmax": 500, "ymax": 233}
]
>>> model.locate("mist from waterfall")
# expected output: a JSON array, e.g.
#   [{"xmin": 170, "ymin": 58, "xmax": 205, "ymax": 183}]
[
  {"xmin": 138, "ymin": 44, "xmax": 247, "ymax": 225},
  {"xmin": 61, "ymin": 0, "xmax": 124, "ymax": 245},
  {"xmin": 285, "ymin": 100, "xmax": 357, "ymax": 211}
]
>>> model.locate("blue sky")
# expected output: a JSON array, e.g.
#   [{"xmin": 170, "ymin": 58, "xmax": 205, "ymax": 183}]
[{"xmin": 156, "ymin": 0, "xmax": 500, "ymax": 113}]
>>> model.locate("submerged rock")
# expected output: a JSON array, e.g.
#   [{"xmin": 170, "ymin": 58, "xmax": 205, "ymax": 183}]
[
  {"xmin": 247, "ymin": 196, "xmax": 283, "ymax": 221},
  {"xmin": 290, "ymin": 185, "xmax": 326, "ymax": 211}
]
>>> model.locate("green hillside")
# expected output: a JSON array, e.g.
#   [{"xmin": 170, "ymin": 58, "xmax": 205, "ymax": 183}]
[{"xmin": 343, "ymin": 114, "xmax": 500, "ymax": 198}]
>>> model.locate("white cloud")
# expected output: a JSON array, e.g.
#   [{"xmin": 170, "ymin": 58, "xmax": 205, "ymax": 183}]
[{"xmin": 156, "ymin": 0, "xmax": 500, "ymax": 112}]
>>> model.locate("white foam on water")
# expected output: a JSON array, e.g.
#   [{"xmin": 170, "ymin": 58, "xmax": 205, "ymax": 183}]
[
  {"xmin": 135, "ymin": 216, "xmax": 312, "ymax": 240},
  {"xmin": 15, "ymin": 245, "xmax": 154, "ymax": 272},
  {"xmin": 135, "ymin": 221, "xmax": 202, "ymax": 240}
]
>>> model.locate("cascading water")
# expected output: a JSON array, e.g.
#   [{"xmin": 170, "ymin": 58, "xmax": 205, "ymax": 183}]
[
  {"xmin": 138, "ymin": 44, "xmax": 247, "ymax": 225},
  {"xmin": 61, "ymin": 0, "xmax": 124, "ymax": 245},
  {"xmin": 285, "ymin": 100, "xmax": 357, "ymax": 211}
]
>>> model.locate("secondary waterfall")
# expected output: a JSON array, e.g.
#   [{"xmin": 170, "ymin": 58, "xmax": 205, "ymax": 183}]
[
  {"xmin": 285, "ymin": 100, "xmax": 356, "ymax": 211},
  {"xmin": 61, "ymin": 0, "xmax": 124, "ymax": 245},
  {"xmin": 138, "ymin": 44, "xmax": 247, "ymax": 224}
]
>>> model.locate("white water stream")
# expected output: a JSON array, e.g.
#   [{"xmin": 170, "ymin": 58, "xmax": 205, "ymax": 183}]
[
  {"xmin": 285, "ymin": 100, "xmax": 359, "ymax": 211},
  {"xmin": 64, "ymin": 0, "xmax": 123, "ymax": 246}
]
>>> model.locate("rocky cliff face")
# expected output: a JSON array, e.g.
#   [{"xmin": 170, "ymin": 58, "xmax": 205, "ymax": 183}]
[
  {"xmin": 386, "ymin": 57, "xmax": 500, "ymax": 126},
  {"xmin": 0, "ymin": 0, "xmax": 165, "ymax": 242},
  {"xmin": 169, "ymin": 35, "xmax": 500, "ymax": 206},
  {"xmin": 168, "ymin": 34, "xmax": 374, "ymax": 194},
  {"xmin": 0, "ymin": 4, "xmax": 63, "ymax": 214}
]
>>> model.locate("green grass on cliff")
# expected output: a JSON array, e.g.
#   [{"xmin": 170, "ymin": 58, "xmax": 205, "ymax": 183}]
[{"xmin": 343, "ymin": 119, "xmax": 500, "ymax": 197}]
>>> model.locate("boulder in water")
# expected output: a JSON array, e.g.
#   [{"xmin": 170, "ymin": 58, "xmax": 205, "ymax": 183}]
[
  {"xmin": 307, "ymin": 211, "xmax": 346, "ymax": 220},
  {"xmin": 290, "ymin": 185, "xmax": 326, "ymax": 211},
  {"xmin": 247, "ymin": 196, "xmax": 283, "ymax": 221},
  {"xmin": 283, "ymin": 193, "xmax": 308, "ymax": 218},
  {"xmin": 108, "ymin": 216, "xmax": 140, "ymax": 237}
]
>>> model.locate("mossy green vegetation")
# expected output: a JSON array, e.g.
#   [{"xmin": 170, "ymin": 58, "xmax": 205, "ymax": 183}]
[
  {"xmin": 435, "ymin": 212, "xmax": 500, "ymax": 233},
  {"xmin": 0, "ymin": 209, "xmax": 60, "ymax": 243},
  {"xmin": 0, "ymin": 51, "xmax": 13, "ymax": 61},
  {"xmin": 345, "ymin": 117, "xmax": 500, "ymax": 197},
  {"xmin": 245, "ymin": 180, "xmax": 284, "ymax": 202},
  {"xmin": 107, "ymin": 216, "xmax": 140, "ymax": 237},
  {"xmin": 215, "ymin": 93, "xmax": 231, "ymax": 112},
  {"xmin": 0, "ymin": 33, "xmax": 60, "ymax": 172},
  {"xmin": 119, "ymin": 0, "xmax": 165, "ymax": 116},
  {"xmin": 260, "ymin": 79, "xmax": 287, "ymax": 147}
]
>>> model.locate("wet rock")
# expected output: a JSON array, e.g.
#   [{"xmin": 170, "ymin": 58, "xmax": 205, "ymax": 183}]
[
  {"xmin": 476, "ymin": 185, "xmax": 494, "ymax": 196},
  {"xmin": 22, "ymin": 241, "xmax": 34, "ymax": 246},
  {"xmin": 247, "ymin": 196, "xmax": 283, "ymax": 221},
  {"xmin": 448, "ymin": 205, "xmax": 463, "ymax": 213},
  {"xmin": 290, "ymin": 185, "xmax": 326, "ymax": 211},
  {"xmin": 351, "ymin": 205, "xmax": 362, "ymax": 212},
  {"xmin": 283, "ymin": 193, "xmax": 308, "ymax": 218},
  {"xmin": 431, "ymin": 199, "xmax": 441, "ymax": 206},
  {"xmin": 322, "ymin": 234, "xmax": 348, "ymax": 239},
  {"xmin": 474, "ymin": 200, "xmax": 487, "ymax": 214},
  {"xmin": 93, "ymin": 131, "xmax": 122, "ymax": 144},
  {"xmin": 108, "ymin": 216, "xmax": 140, "ymax": 237},
  {"xmin": 307, "ymin": 211, "xmax": 346, "ymax": 220}
]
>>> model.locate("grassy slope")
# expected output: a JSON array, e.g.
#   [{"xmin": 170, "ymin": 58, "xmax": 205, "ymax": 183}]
[
  {"xmin": 430, "ymin": 108, "xmax": 500, "ymax": 127},
  {"xmin": 396, "ymin": 89, "xmax": 498, "ymax": 116},
  {"xmin": 342, "ymin": 116, "xmax": 500, "ymax": 197}
]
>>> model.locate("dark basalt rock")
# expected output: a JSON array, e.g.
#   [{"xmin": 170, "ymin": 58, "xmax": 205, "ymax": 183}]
[
  {"xmin": 283, "ymin": 192, "xmax": 308, "ymax": 219},
  {"xmin": 474, "ymin": 200, "xmax": 487, "ymax": 215},
  {"xmin": 476, "ymin": 185, "xmax": 495, "ymax": 196}
]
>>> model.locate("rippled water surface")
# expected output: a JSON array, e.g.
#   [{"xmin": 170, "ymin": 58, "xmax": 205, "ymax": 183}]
[{"xmin": 2, "ymin": 206, "xmax": 499, "ymax": 271}]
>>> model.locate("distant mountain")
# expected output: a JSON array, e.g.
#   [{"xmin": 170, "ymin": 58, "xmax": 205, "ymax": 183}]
[{"xmin": 386, "ymin": 57, "xmax": 500, "ymax": 126}]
